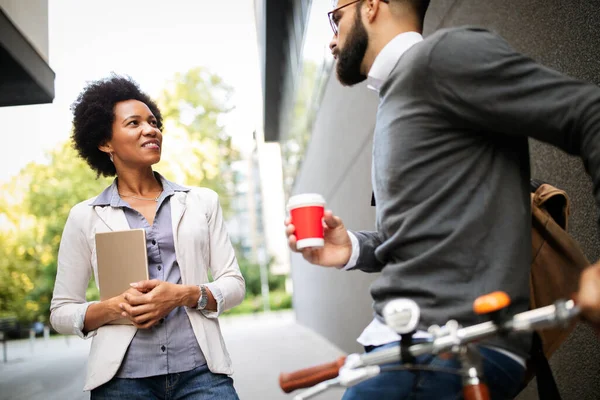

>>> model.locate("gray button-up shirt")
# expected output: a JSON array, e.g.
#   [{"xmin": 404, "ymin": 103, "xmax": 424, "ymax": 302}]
[{"xmin": 90, "ymin": 174, "xmax": 206, "ymax": 378}]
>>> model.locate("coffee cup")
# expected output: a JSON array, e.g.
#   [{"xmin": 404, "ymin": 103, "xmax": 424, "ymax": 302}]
[{"xmin": 287, "ymin": 193, "xmax": 326, "ymax": 249}]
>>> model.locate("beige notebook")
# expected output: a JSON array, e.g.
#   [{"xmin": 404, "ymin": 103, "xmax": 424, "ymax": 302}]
[{"xmin": 95, "ymin": 229, "xmax": 149, "ymax": 325}]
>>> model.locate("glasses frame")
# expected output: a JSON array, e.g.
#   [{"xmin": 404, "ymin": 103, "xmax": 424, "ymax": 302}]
[{"xmin": 327, "ymin": 0, "xmax": 389, "ymax": 36}]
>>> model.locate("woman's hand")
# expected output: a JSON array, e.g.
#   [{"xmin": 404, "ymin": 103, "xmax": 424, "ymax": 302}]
[
  {"xmin": 83, "ymin": 287, "xmax": 145, "ymax": 333},
  {"xmin": 119, "ymin": 280, "xmax": 189, "ymax": 329},
  {"xmin": 112, "ymin": 286, "xmax": 145, "ymax": 308}
]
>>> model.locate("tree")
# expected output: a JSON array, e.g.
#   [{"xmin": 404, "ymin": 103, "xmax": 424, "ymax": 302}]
[
  {"xmin": 0, "ymin": 143, "xmax": 110, "ymax": 323},
  {"xmin": 231, "ymin": 241, "xmax": 285, "ymax": 298},
  {"xmin": 156, "ymin": 67, "xmax": 239, "ymax": 215}
]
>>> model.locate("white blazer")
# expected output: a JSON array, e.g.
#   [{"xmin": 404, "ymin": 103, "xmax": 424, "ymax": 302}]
[{"xmin": 50, "ymin": 187, "xmax": 245, "ymax": 391}]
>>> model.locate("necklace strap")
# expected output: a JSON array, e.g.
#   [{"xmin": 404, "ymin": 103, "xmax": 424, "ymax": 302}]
[{"xmin": 118, "ymin": 191, "xmax": 163, "ymax": 202}]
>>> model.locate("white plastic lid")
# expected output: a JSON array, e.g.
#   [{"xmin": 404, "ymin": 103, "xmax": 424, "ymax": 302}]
[{"xmin": 287, "ymin": 193, "xmax": 326, "ymax": 210}]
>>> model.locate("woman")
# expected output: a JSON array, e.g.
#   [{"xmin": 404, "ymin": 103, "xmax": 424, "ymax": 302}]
[{"xmin": 50, "ymin": 75, "xmax": 245, "ymax": 399}]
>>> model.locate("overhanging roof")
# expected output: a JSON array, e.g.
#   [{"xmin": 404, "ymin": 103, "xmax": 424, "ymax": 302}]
[
  {"xmin": 0, "ymin": 7, "xmax": 55, "ymax": 107},
  {"xmin": 258, "ymin": 0, "xmax": 295, "ymax": 142}
]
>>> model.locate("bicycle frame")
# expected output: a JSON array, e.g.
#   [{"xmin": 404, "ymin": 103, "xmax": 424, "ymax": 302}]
[{"xmin": 280, "ymin": 297, "xmax": 580, "ymax": 400}]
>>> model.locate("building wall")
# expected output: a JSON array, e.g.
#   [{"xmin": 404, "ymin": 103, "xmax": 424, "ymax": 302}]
[
  {"xmin": 291, "ymin": 0, "xmax": 600, "ymax": 398},
  {"xmin": 292, "ymin": 76, "xmax": 379, "ymax": 353},
  {"xmin": 0, "ymin": 0, "xmax": 48, "ymax": 60}
]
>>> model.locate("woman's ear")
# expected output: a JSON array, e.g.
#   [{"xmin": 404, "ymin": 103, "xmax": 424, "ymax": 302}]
[
  {"xmin": 98, "ymin": 142, "xmax": 114, "ymax": 162},
  {"xmin": 98, "ymin": 142, "xmax": 112, "ymax": 154}
]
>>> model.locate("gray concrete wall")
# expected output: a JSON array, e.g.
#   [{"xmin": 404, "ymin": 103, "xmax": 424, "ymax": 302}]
[
  {"xmin": 291, "ymin": 0, "xmax": 600, "ymax": 397},
  {"xmin": 291, "ymin": 74, "xmax": 380, "ymax": 354}
]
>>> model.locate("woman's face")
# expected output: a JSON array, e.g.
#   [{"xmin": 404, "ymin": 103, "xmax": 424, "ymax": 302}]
[{"xmin": 100, "ymin": 99, "xmax": 162, "ymax": 169}]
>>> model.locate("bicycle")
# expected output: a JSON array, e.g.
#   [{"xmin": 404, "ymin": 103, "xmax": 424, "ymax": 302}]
[{"xmin": 278, "ymin": 291, "xmax": 580, "ymax": 400}]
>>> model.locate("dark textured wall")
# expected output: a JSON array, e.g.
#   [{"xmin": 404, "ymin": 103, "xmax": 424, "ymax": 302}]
[{"xmin": 425, "ymin": 1, "xmax": 600, "ymax": 399}]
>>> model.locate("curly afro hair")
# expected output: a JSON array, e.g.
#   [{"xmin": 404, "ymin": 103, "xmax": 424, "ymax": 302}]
[{"xmin": 70, "ymin": 74, "xmax": 163, "ymax": 177}]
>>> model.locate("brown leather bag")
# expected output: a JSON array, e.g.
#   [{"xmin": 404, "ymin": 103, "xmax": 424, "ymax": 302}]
[
  {"xmin": 529, "ymin": 181, "xmax": 589, "ymax": 355},
  {"xmin": 523, "ymin": 181, "xmax": 590, "ymax": 399}
]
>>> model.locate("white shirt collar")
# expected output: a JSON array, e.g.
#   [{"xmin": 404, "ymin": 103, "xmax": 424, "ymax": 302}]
[{"xmin": 367, "ymin": 31, "xmax": 423, "ymax": 92}]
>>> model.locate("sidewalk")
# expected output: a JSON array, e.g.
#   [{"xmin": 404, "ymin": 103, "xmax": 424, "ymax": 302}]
[
  {"xmin": 221, "ymin": 310, "xmax": 346, "ymax": 400},
  {"xmin": 0, "ymin": 334, "xmax": 90, "ymax": 400},
  {"xmin": 0, "ymin": 311, "xmax": 346, "ymax": 400}
]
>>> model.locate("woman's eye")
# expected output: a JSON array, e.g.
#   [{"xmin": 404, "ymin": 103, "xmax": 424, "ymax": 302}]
[{"xmin": 128, "ymin": 120, "xmax": 138, "ymax": 126}]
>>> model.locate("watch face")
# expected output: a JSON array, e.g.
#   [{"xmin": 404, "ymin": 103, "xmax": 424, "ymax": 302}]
[{"xmin": 198, "ymin": 285, "xmax": 208, "ymax": 310}]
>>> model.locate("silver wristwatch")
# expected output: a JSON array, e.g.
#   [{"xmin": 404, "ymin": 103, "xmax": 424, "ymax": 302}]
[{"xmin": 196, "ymin": 285, "xmax": 208, "ymax": 310}]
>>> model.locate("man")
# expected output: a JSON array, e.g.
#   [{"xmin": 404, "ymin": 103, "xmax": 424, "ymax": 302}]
[{"xmin": 285, "ymin": 0, "xmax": 600, "ymax": 399}]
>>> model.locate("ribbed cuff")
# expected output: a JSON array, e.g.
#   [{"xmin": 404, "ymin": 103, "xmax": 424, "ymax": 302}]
[
  {"xmin": 74, "ymin": 301, "xmax": 99, "ymax": 339},
  {"xmin": 200, "ymin": 283, "xmax": 223, "ymax": 318}
]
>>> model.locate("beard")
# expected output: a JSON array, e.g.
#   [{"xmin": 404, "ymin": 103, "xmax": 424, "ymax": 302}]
[{"xmin": 335, "ymin": 8, "xmax": 369, "ymax": 86}]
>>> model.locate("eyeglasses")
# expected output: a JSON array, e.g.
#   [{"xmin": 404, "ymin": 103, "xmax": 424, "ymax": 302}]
[{"xmin": 327, "ymin": 0, "xmax": 389, "ymax": 36}]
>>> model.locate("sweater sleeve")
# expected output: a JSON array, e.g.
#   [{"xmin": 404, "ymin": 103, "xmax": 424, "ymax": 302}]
[
  {"xmin": 428, "ymin": 27, "xmax": 600, "ymax": 217},
  {"xmin": 347, "ymin": 230, "xmax": 386, "ymax": 273}
]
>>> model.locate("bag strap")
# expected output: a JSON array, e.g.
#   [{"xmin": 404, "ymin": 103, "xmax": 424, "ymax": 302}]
[{"xmin": 531, "ymin": 331, "xmax": 562, "ymax": 400}]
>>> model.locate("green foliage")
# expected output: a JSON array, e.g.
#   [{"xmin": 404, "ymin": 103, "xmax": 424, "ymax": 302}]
[
  {"xmin": 156, "ymin": 67, "xmax": 238, "ymax": 216},
  {"xmin": 0, "ymin": 67, "xmax": 244, "ymax": 326},
  {"xmin": 230, "ymin": 258, "xmax": 290, "ymax": 316},
  {"xmin": 222, "ymin": 291, "xmax": 292, "ymax": 316},
  {"xmin": 230, "ymin": 240, "xmax": 286, "ymax": 298},
  {"xmin": 0, "ymin": 143, "xmax": 109, "ymax": 323},
  {"xmin": 269, "ymin": 290, "xmax": 292, "ymax": 310},
  {"xmin": 237, "ymin": 257, "xmax": 286, "ymax": 298}
]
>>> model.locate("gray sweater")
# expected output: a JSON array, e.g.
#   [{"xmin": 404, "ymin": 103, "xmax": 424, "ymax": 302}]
[{"xmin": 351, "ymin": 26, "xmax": 600, "ymax": 358}]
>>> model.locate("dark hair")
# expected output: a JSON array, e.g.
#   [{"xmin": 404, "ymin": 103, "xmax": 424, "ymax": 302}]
[
  {"xmin": 390, "ymin": 0, "xmax": 430, "ymax": 30},
  {"xmin": 70, "ymin": 74, "xmax": 163, "ymax": 177}
]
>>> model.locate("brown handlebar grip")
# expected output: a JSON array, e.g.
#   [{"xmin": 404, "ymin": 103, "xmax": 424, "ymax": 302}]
[
  {"xmin": 279, "ymin": 356, "xmax": 347, "ymax": 393},
  {"xmin": 463, "ymin": 383, "xmax": 491, "ymax": 400}
]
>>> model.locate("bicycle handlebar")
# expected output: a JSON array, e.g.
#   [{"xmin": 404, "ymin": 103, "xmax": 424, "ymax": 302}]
[
  {"xmin": 279, "ymin": 298, "xmax": 580, "ymax": 396},
  {"xmin": 279, "ymin": 356, "xmax": 346, "ymax": 393},
  {"xmin": 463, "ymin": 384, "xmax": 491, "ymax": 400}
]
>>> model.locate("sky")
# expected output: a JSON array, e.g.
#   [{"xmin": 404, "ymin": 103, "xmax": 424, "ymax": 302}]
[{"xmin": 0, "ymin": 0, "xmax": 264, "ymax": 183}]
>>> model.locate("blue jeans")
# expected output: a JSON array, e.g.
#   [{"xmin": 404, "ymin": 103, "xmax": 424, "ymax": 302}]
[
  {"xmin": 91, "ymin": 364, "xmax": 239, "ymax": 400},
  {"xmin": 342, "ymin": 342, "xmax": 525, "ymax": 400}
]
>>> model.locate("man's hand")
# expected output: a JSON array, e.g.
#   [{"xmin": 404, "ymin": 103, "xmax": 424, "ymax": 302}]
[
  {"xmin": 119, "ymin": 280, "xmax": 186, "ymax": 329},
  {"xmin": 285, "ymin": 209, "xmax": 352, "ymax": 267},
  {"xmin": 577, "ymin": 263, "xmax": 600, "ymax": 329}
]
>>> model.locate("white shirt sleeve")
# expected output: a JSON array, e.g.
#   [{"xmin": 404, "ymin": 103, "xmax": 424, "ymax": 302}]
[{"xmin": 338, "ymin": 231, "xmax": 360, "ymax": 270}]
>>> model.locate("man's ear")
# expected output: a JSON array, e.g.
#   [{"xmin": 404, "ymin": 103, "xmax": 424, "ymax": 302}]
[{"xmin": 366, "ymin": 0, "xmax": 383, "ymax": 23}]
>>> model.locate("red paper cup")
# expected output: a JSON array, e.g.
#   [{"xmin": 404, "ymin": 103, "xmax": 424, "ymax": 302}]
[{"xmin": 287, "ymin": 193, "xmax": 326, "ymax": 249}]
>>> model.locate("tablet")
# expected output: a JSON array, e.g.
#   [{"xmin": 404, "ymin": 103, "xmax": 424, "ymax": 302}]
[{"xmin": 95, "ymin": 228, "xmax": 149, "ymax": 325}]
